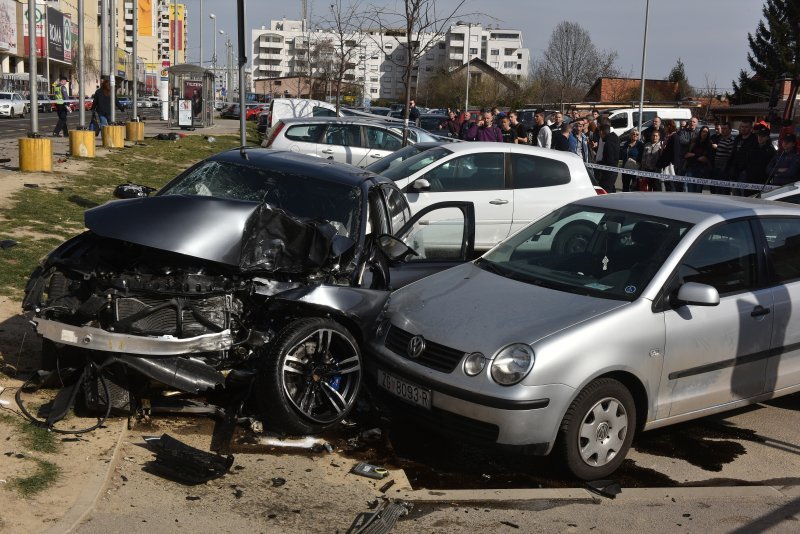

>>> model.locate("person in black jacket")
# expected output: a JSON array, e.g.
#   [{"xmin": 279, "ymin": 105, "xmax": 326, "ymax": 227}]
[{"xmin": 598, "ymin": 123, "xmax": 620, "ymax": 192}]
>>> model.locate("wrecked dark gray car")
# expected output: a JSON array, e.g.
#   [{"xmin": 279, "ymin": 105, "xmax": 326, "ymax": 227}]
[{"xmin": 21, "ymin": 148, "xmax": 475, "ymax": 435}]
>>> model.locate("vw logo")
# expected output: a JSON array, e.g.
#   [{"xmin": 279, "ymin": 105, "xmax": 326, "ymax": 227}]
[{"xmin": 407, "ymin": 335, "xmax": 426, "ymax": 359}]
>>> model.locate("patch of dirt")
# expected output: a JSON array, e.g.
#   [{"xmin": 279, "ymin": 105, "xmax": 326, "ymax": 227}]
[{"xmin": 5, "ymin": 227, "xmax": 71, "ymax": 242}]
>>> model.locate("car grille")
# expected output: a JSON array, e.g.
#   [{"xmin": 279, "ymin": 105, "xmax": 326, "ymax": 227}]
[
  {"xmin": 384, "ymin": 325, "xmax": 465, "ymax": 373},
  {"xmin": 114, "ymin": 295, "xmax": 229, "ymax": 337}
]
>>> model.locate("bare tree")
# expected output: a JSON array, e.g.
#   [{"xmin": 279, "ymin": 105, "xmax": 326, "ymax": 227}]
[
  {"xmin": 368, "ymin": 0, "xmax": 467, "ymax": 143},
  {"xmin": 537, "ymin": 21, "xmax": 619, "ymax": 104},
  {"xmin": 318, "ymin": 0, "xmax": 367, "ymax": 112}
]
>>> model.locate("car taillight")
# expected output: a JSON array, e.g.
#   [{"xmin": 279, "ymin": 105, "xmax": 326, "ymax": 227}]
[
  {"xmin": 265, "ymin": 121, "xmax": 285, "ymax": 148},
  {"xmin": 594, "ymin": 186, "xmax": 607, "ymax": 195}
]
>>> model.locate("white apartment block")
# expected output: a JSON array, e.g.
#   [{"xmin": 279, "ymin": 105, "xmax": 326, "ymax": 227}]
[{"xmin": 251, "ymin": 19, "xmax": 528, "ymax": 100}]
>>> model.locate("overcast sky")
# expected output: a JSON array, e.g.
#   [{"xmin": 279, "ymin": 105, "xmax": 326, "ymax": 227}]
[{"xmin": 189, "ymin": 0, "xmax": 766, "ymax": 93}]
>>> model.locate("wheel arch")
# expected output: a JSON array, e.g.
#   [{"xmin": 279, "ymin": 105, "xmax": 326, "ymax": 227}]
[{"xmin": 570, "ymin": 369, "xmax": 649, "ymax": 433}]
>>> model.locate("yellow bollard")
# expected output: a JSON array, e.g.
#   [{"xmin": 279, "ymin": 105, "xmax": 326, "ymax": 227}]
[
  {"xmin": 18, "ymin": 137, "xmax": 53, "ymax": 173},
  {"xmin": 125, "ymin": 122, "xmax": 144, "ymax": 142},
  {"xmin": 102, "ymin": 125, "xmax": 125, "ymax": 148},
  {"xmin": 69, "ymin": 130, "xmax": 96, "ymax": 158}
]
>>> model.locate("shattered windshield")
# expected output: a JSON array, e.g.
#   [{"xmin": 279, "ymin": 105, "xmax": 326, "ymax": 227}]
[{"xmin": 160, "ymin": 160, "xmax": 363, "ymax": 238}]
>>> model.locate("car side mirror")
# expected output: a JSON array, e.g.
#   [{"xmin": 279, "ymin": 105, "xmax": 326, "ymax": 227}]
[
  {"xmin": 377, "ymin": 234, "xmax": 418, "ymax": 262},
  {"xmin": 113, "ymin": 183, "xmax": 156, "ymax": 199},
  {"xmin": 411, "ymin": 178, "xmax": 431, "ymax": 191},
  {"xmin": 676, "ymin": 282, "xmax": 720, "ymax": 306}
]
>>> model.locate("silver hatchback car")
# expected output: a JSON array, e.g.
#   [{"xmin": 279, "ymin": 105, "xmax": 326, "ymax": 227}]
[{"xmin": 368, "ymin": 193, "xmax": 800, "ymax": 479}]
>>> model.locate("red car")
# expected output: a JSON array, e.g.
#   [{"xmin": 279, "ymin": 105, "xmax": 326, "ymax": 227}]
[{"xmin": 246, "ymin": 104, "xmax": 267, "ymax": 121}]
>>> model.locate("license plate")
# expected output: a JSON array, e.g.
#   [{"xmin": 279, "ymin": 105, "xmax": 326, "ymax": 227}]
[{"xmin": 378, "ymin": 369, "xmax": 432, "ymax": 410}]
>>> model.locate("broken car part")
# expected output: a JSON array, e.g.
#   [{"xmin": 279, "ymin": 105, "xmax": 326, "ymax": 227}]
[
  {"xmin": 346, "ymin": 500, "xmax": 410, "ymax": 534},
  {"xmin": 351, "ymin": 462, "xmax": 389, "ymax": 480}
]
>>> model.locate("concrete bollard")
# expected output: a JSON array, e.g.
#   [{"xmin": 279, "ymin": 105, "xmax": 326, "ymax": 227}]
[
  {"xmin": 125, "ymin": 122, "xmax": 145, "ymax": 142},
  {"xmin": 102, "ymin": 125, "xmax": 125, "ymax": 148},
  {"xmin": 18, "ymin": 137, "xmax": 53, "ymax": 172},
  {"xmin": 69, "ymin": 130, "xmax": 96, "ymax": 158}
]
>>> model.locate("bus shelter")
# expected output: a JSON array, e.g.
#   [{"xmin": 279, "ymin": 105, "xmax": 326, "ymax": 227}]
[{"xmin": 167, "ymin": 64, "xmax": 215, "ymax": 128}]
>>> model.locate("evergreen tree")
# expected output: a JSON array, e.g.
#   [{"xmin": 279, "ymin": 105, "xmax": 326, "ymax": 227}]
[
  {"xmin": 667, "ymin": 58, "xmax": 691, "ymax": 99},
  {"xmin": 731, "ymin": 0, "xmax": 800, "ymax": 104}
]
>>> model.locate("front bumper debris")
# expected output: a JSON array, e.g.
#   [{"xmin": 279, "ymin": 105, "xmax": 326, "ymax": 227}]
[{"xmin": 33, "ymin": 317, "xmax": 233, "ymax": 355}]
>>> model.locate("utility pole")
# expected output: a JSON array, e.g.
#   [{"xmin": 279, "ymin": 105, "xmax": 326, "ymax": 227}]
[
  {"xmin": 109, "ymin": 0, "xmax": 116, "ymax": 123},
  {"xmin": 237, "ymin": 0, "xmax": 247, "ymax": 148},
  {"xmin": 27, "ymin": 0, "xmax": 38, "ymax": 134},
  {"xmin": 78, "ymin": 0, "xmax": 85, "ymax": 127},
  {"xmin": 100, "ymin": 0, "xmax": 108, "ymax": 78},
  {"xmin": 132, "ymin": 0, "xmax": 138, "ymax": 119},
  {"xmin": 210, "ymin": 13, "xmax": 217, "ymax": 109},
  {"xmin": 173, "ymin": 0, "xmax": 178, "ymax": 67},
  {"xmin": 44, "ymin": 5, "xmax": 49, "ymax": 87},
  {"xmin": 199, "ymin": 0, "xmax": 203, "ymax": 67}
]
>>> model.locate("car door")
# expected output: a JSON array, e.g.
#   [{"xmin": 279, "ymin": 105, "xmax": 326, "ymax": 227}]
[
  {"xmin": 403, "ymin": 149, "xmax": 512, "ymax": 250},
  {"xmin": 317, "ymin": 124, "xmax": 366, "ymax": 166},
  {"xmin": 508, "ymin": 152, "xmax": 576, "ymax": 235},
  {"xmin": 659, "ymin": 219, "xmax": 772, "ymax": 418},
  {"xmin": 757, "ymin": 217, "xmax": 800, "ymax": 392},
  {"xmin": 364, "ymin": 125, "xmax": 404, "ymax": 166}
]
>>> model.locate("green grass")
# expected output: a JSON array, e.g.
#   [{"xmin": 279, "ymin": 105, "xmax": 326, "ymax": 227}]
[
  {"xmin": 0, "ymin": 134, "xmax": 242, "ymax": 298},
  {"xmin": 0, "ymin": 413, "xmax": 58, "ymax": 453},
  {"xmin": 9, "ymin": 457, "xmax": 60, "ymax": 497}
]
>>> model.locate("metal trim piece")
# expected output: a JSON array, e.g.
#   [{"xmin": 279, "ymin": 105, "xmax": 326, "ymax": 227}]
[{"xmin": 33, "ymin": 318, "xmax": 233, "ymax": 355}]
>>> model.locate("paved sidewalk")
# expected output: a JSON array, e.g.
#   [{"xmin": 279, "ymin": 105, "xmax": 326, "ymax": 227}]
[{"xmin": 0, "ymin": 117, "xmax": 242, "ymax": 173}]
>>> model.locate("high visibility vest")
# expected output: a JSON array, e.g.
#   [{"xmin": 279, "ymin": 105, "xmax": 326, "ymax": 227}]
[{"xmin": 53, "ymin": 84, "xmax": 64, "ymax": 105}]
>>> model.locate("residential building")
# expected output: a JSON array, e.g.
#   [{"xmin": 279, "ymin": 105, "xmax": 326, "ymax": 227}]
[{"xmin": 250, "ymin": 18, "xmax": 529, "ymax": 101}]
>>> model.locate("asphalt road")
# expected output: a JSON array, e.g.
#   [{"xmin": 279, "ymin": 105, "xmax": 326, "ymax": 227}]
[{"xmin": 0, "ymin": 107, "xmax": 163, "ymax": 141}]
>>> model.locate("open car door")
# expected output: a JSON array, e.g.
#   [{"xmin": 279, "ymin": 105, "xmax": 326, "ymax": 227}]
[{"xmin": 389, "ymin": 201, "xmax": 475, "ymax": 288}]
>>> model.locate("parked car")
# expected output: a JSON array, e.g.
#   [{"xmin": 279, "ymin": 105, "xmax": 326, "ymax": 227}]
[
  {"xmin": 265, "ymin": 117, "xmax": 440, "ymax": 168},
  {"xmin": 136, "ymin": 99, "xmax": 153, "ymax": 108},
  {"xmin": 0, "ymin": 92, "xmax": 27, "ymax": 118},
  {"xmin": 221, "ymin": 103, "xmax": 240, "ymax": 119},
  {"xmin": 246, "ymin": 103, "xmax": 268, "ymax": 121},
  {"xmin": 116, "ymin": 97, "xmax": 131, "ymax": 111},
  {"xmin": 368, "ymin": 193, "xmax": 800, "ymax": 479},
  {"xmin": 36, "ymin": 94, "xmax": 54, "ymax": 113},
  {"xmin": 417, "ymin": 113, "xmax": 448, "ymax": 134},
  {"xmin": 214, "ymin": 100, "xmax": 226, "ymax": 111},
  {"xmin": 20, "ymin": 148, "xmax": 475, "ymax": 436},
  {"xmin": 373, "ymin": 142, "xmax": 604, "ymax": 251},
  {"xmin": 604, "ymin": 107, "xmax": 693, "ymax": 135},
  {"xmin": 263, "ymin": 98, "xmax": 340, "ymax": 129}
]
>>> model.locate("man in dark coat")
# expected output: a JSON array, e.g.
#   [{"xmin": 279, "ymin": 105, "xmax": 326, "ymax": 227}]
[{"xmin": 598, "ymin": 123, "xmax": 620, "ymax": 192}]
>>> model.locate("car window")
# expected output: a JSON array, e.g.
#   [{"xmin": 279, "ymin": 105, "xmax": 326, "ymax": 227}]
[
  {"xmin": 312, "ymin": 106, "xmax": 336, "ymax": 117},
  {"xmin": 380, "ymin": 147, "xmax": 451, "ymax": 181},
  {"xmin": 678, "ymin": 220, "xmax": 757, "ymax": 295},
  {"xmin": 324, "ymin": 125, "xmax": 362, "ymax": 147},
  {"xmin": 381, "ymin": 185, "xmax": 411, "ymax": 234},
  {"xmin": 365, "ymin": 126, "xmax": 403, "ymax": 151},
  {"xmin": 774, "ymin": 193, "xmax": 800, "ymax": 205},
  {"xmin": 365, "ymin": 144, "xmax": 427, "ymax": 175},
  {"xmin": 510, "ymin": 153, "xmax": 571, "ymax": 188},
  {"xmin": 284, "ymin": 124, "xmax": 324, "ymax": 143},
  {"xmin": 761, "ymin": 218, "xmax": 800, "ymax": 283},
  {"xmin": 421, "ymin": 152, "xmax": 505, "ymax": 192},
  {"xmin": 609, "ymin": 113, "xmax": 628, "ymax": 129},
  {"xmin": 481, "ymin": 206, "xmax": 691, "ymax": 301}
]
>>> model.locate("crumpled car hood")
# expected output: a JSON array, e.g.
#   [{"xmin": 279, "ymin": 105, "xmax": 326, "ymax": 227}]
[{"xmin": 85, "ymin": 195, "xmax": 343, "ymax": 272}]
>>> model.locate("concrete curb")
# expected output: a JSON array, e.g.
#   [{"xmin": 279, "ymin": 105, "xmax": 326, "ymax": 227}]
[
  {"xmin": 397, "ymin": 484, "xmax": 797, "ymax": 503},
  {"xmin": 44, "ymin": 420, "xmax": 128, "ymax": 534}
]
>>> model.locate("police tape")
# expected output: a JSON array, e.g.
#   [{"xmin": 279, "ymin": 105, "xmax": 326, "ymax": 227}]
[{"xmin": 585, "ymin": 162, "xmax": 778, "ymax": 192}]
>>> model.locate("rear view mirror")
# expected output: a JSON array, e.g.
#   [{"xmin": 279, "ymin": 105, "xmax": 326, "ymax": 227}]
[
  {"xmin": 676, "ymin": 282, "xmax": 720, "ymax": 307},
  {"xmin": 113, "ymin": 183, "xmax": 156, "ymax": 199},
  {"xmin": 411, "ymin": 178, "xmax": 431, "ymax": 191}
]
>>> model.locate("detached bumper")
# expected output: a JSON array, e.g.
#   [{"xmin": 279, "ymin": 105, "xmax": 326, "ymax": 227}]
[{"xmin": 33, "ymin": 317, "xmax": 233, "ymax": 355}]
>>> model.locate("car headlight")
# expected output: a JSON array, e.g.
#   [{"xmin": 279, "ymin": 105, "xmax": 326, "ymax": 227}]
[
  {"xmin": 463, "ymin": 352, "xmax": 486, "ymax": 376},
  {"xmin": 490, "ymin": 344, "xmax": 535, "ymax": 386}
]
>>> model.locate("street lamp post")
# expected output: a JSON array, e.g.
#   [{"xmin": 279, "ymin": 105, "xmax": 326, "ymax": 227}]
[
  {"xmin": 210, "ymin": 13, "xmax": 217, "ymax": 108},
  {"xmin": 637, "ymin": 0, "xmax": 650, "ymax": 134},
  {"xmin": 456, "ymin": 21, "xmax": 473, "ymax": 112},
  {"xmin": 219, "ymin": 29, "xmax": 227, "ymax": 102},
  {"xmin": 199, "ymin": 0, "xmax": 203, "ymax": 67}
]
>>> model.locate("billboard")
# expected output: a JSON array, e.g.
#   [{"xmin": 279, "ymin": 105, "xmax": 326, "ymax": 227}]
[
  {"xmin": 46, "ymin": 7, "xmax": 67, "ymax": 64},
  {"xmin": 116, "ymin": 48, "xmax": 129, "ymax": 79},
  {"xmin": 22, "ymin": 2, "xmax": 45, "ymax": 56},
  {"xmin": 169, "ymin": 4, "xmax": 184, "ymax": 52},
  {"xmin": 138, "ymin": 0, "xmax": 153, "ymax": 37},
  {"xmin": 0, "ymin": 0, "xmax": 17, "ymax": 54}
]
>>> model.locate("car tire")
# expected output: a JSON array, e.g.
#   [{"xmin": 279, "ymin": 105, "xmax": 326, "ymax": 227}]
[
  {"xmin": 558, "ymin": 378, "xmax": 636, "ymax": 480},
  {"xmin": 257, "ymin": 317, "xmax": 362, "ymax": 434},
  {"xmin": 552, "ymin": 223, "xmax": 595, "ymax": 255},
  {"xmin": 9, "ymin": 109, "xmax": 14, "ymax": 119}
]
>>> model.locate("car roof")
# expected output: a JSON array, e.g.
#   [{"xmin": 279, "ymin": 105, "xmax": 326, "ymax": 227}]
[
  {"xmin": 435, "ymin": 141, "xmax": 585, "ymax": 162},
  {"xmin": 278, "ymin": 116, "xmax": 407, "ymax": 126},
  {"xmin": 208, "ymin": 148, "xmax": 388, "ymax": 188},
  {"xmin": 574, "ymin": 192, "xmax": 800, "ymax": 224}
]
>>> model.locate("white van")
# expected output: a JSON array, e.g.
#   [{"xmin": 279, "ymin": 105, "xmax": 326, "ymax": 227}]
[
  {"xmin": 265, "ymin": 98, "xmax": 341, "ymax": 128},
  {"xmin": 605, "ymin": 107, "xmax": 693, "ymax": 134}
]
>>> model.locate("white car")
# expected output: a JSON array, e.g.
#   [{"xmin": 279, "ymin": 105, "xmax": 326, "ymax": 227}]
[
  {"xmin": 265, "ymin": 117, "xmax": 439, "ymax": 168},
  {"xmin": 264, "ymin": 98, "xmax": 340, "ymax": 129},
  {"xmin": 136, "ymin": 99, "xmax": 152, "ymax": 108},
  {"xmin": 0, "ymin": 92, "xmax": 26, "ymax": 118},
  {"xmin": 370, "ymin": 142, "xmax": 605, "ymax": 251}
]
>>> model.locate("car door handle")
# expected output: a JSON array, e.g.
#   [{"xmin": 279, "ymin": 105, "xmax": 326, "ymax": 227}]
[
  {"xmin": 370, "ymin": 154, "xmax": 383, "ymax": 158},
  {"xmin": 321, "ymin": 149, "xmax": 334, "ymax": 154},
  {"xmin": 489, "ymin": 199, "xmax": 509, "ymax": 205},
  {"xmin": 751, "ymin": 306, "xmax": 771, "ymax": 317}
]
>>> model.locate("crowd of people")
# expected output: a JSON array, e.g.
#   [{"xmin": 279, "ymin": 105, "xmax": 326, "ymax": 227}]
[{"xmin": 435, "ymin": 107, "xmax": 800, "ymax": 194}]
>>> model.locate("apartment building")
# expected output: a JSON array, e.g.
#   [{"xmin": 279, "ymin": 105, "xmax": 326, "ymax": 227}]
[{"xmin": 250, "ymin": 19, "xmax": 528, "ymax": 101}]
